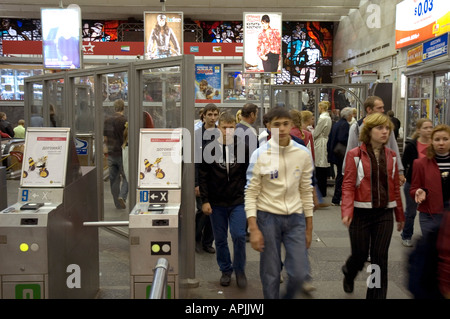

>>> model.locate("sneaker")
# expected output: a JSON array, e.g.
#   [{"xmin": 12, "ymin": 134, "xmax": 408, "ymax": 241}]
[
  {"xmin": 203, "ymin": 246, "xmax": 216, "ymax": 254},
  {"xmin": 331, "ymin": 202, "xmax": 340, "ymax": 206},
  {"xmin": 342, "ymin": 265, "xmax": 354, "ymax": 293},
  {"xmin": 236, "ymin": 272, "xmax": 247, "ymax": 288},
  {"xmin": 220, "ymin": 272, "xmax": 232, "ymax": 287},
  {"xmin": 302, "ymin": 281, "xmax": 316, "ymax": 294},
  {"xmin": 117, "ymin": 197, "xmax": 126, "ymax": 209},
  {"xmin": 402, "ymin": 239, "xmax": 413, "ymax": 247}
]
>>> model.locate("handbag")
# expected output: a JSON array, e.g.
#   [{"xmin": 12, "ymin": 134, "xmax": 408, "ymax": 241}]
[{"xmin": 333, "ymin": 142, "xmax": 346, "ymax": 160}]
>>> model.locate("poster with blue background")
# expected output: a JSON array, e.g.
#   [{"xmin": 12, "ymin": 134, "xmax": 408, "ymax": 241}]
[{"xmin": 195, "ymin": 64, "xmax": 221, "ymax": 103}]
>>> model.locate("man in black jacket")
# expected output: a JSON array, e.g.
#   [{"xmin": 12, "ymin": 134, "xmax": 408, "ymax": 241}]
[
  {"xmin": 198, "ymin": 112, "xmax": 250, "ymax": 288},
  {"xmin": 327, "ymin": 107, "xmax": 353, "ymax": 205}
]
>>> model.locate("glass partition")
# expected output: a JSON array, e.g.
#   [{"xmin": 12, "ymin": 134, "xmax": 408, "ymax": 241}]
[
  {"xmin": 142, "ymin": 66, "xmax": 181, "ymax": 129},
  {"xmin": 405, "ymin": 75, "xmax": 433, "ymax": 138},
  {"xmin": 29, "ymin": 82, "xmax": 44, "ymax": 127},
  {"xmin": 74, "ymin": 76, "xmax": 95, "ymax": 167},
  {"xmin": 48, "ymin": 79, "xmax": 65, "ymax": 127},
  {"xmin": 102, "ymin": 71, "xmax": 129, "ymax": 222}
]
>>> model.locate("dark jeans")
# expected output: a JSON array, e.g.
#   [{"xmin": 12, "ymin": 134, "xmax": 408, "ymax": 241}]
[
  {"xmin": 402, "ymin": 181, "xmax": 418, "ymax": 240},
  {"xmin": 316, "ymin": 167, "xmax": 328, "ymax": 198},
  {"xmin": 195, "ymin": 196, "xmax": 214, "ymax": 248},
  {"xmin": 107, "ymin": 155, "xmax": 128, "ymax": 208},
  {"xmin": 344, "ymin": 207, "xmax": 393, "ymax": 299},
  {"xmin": 332, "ymin": 162, "xmax": 343, "ymax": 204}
]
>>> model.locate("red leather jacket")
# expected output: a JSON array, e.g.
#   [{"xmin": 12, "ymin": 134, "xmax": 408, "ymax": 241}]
[
  {"xmin": 409, "ymin": 157, "xmax": 444, "ymax": 215},
  {"xmin": 342, "ymin": 143, "xmax": 404, "ymax": 222}
]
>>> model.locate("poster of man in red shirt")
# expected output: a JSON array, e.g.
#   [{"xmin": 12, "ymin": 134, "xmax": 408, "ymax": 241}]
[{"xmin": 243, "ymin": 13, "xmax": 282, "ymax": 74}]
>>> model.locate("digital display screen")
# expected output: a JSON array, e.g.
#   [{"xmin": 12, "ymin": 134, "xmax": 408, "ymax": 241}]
[{"xmin": 41, "ymin": 8, "xmax": 82, "ymax": 69}]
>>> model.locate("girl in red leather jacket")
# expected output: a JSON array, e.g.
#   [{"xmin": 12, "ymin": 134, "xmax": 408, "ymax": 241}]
[{"xmin": 341, "ymin": 113, "xmax": 404, "ymax": 299}]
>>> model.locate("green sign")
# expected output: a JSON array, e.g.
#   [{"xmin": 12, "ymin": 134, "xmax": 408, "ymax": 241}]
[
  {"xmin": 146, "ymin": 284, "xmax": 172, "ymax": 299},
  {"xmin": 15, "ymin": 283, "xmax": 42, "ymax": 299}
]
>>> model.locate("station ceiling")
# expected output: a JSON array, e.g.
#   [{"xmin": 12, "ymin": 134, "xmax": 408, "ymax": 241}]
[{"xmin": 1, "ymin": 0, "xmax": 363, "ymax": 22}]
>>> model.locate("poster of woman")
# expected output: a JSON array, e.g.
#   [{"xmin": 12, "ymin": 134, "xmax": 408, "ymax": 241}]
[
  {"xmin": 144, "ymin": 12, "xmax": 183, "ymax": 60},
  {"xmin": 243, "ymin": 12, "xmax": 282, "ymax": 74}
]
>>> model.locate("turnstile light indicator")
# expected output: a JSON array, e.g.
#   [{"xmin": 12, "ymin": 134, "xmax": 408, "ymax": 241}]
[
  {"xmin": 150, "ymin": 241, "xmax": 171, "ymax": 255},
  {"xmin": 151, "ymin": 244, "xmax": 161, "ymax": 253},
  {"xmin": 19, "ymin": 243, "xmax": 29, "ymax": 252}
]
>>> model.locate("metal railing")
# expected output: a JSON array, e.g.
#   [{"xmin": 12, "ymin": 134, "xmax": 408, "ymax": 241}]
[{"xmin": 149, "ymin": 258, "xmax": 169, "ymax": 299}]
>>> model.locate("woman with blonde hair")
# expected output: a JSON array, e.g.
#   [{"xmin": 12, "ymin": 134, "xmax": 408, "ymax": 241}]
[
  {"xmin": 290, "ymin": 109, "xmax": 314, "ymax": 160},
  {"xmin": 341, "ymin": 112, "xmax": 404, "ymax": 299},
  {"xmin": 401, "ymin": 118, "xmax": 433, "ymax": 247},
  {"xmin": 313, "ymin": 101, "xmax": 332, "ymax": 197}
]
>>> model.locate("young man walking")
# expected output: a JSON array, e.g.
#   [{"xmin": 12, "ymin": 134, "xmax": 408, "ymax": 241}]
[
  {"xmin": 198, "ymin": 112, "xmax": 250, "ymax": 288},
  {"xmin": 245, "ymin": 107, "xmax": 314, "ymax": 298}
]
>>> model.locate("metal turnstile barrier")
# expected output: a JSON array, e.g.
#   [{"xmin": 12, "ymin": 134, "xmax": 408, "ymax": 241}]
[{"xmin": 0, "ymin": 128, "xmax": 99, "ymax": 299}]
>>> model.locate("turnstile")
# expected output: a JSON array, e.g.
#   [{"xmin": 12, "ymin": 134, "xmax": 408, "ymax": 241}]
[
  {"xmin": 0, "ymin": 128, "xmax": 99, "ymax": 299},
  {"xmin": 129, "ymin": 129, "xmax": 182, "ymax": 299},
  {"xmin": 0, "ymin": 167, "xmax": 6, "ymax": 210}
]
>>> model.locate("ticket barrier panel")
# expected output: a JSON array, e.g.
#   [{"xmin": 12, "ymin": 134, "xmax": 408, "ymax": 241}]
[
  {"xmin": 0, "ymin": 167, "xmax": 6, "ymax": 210},
  {"xmin": 129, "ymin": 189, "xmax": 180, "ymax": 299},
  {"xmin": 0, "ymin": 128, "xmax": 99, "ymax": 299},
  {"xmin": 0, "ymin": 168, "xmax": 99, "ymax": 299}
]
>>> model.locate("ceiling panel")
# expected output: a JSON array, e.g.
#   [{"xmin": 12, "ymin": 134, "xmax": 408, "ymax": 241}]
[{"xmin": 0, "ymin": 0, "xmax": 362, "ymax": 21}]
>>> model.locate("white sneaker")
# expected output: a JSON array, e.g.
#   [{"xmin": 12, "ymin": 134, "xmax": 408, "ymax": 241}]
[{"xmin": 402, "ymin": 239, "xmax": 413, "ymax": 247}]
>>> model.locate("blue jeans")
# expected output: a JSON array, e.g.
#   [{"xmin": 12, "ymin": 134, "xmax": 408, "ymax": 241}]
[
  {"xmin": 402, "ymin": 182, "xmax": 418, "ymax": 240},
  {"xmin": 107, "ymin": 155, "xmax": 128, "ymax": 208},
  {"xmin": 209, "ymin": 204, "xmax": 246, "ymax": 274},
  {"xmin": 257, "ymin": 211, "xmax": 309, "ymax": 299},
  {"xmin": 419, "ymin": 212, "xmax": 443, "ymax": 239}
]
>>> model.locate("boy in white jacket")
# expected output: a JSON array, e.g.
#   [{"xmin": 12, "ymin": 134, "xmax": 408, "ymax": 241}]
[{"xmin": 245, "ymin": 107, "xmax": 314, "ymax": 299}]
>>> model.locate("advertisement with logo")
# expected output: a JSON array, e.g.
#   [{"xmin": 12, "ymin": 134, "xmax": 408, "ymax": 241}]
[
  {"xmin": 138, "ymin": 129, "xmax": 182, "ymax": 189},
  {"xmin": 195, "ymin": 64, "xmax": 221, "ymax": 103},
  {"xmin": 395, "ymin": 0, "xmax": 450, "ymax": 49},
  {"xmin": 243, "ymin": 12, "xmax": 282, "ymax": 73},
  {"xmin": 41, "ymin": 7, "xmax": 82, "ymax": 69},
  {"xmin": 21, "ymin": 129, "xmax": 70, "ymax": 187},
  {"xmin": 144, "ymin": 12, "xmax": 183, "ymax": 60}
]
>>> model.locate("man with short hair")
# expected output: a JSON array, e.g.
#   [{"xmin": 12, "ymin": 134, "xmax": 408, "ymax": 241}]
[
  {"xmin": 235, "ymin": 102, "xmax": 259, "ymax": 159},
  {"xmin": 199, "ymin": 112, "xmax": 249, "ymax": 288},
  {"xmin": 194, "ymin": 103, "xmax": 219, "ymax": 254},
  {"xmin": 343, "ymin": 96, "xmax": 405, "ymax": 183},
  {"xmin": 103, "ymin": 99, "xmax": 128, "ymax": 209},
  {"xmin": 246, "ymin": 106, "xmax": 314, "ymax": 298}
]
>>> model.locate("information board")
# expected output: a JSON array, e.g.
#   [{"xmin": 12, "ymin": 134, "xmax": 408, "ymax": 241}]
[
  {"xmin": 20, "ymin": 128, "xmax": 70, "ymax": 188},
  {"xmin": 138, "ymin": 129, "xmax": 182, "ymax": 189}
]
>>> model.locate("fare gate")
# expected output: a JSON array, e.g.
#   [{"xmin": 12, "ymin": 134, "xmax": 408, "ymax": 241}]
[{"xmin": 0, "ymin": 128, "xmax": 99, "ymax": 299}]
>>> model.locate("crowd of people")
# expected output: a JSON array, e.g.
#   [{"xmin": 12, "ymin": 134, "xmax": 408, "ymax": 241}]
[{"xmin": 194, "ymin": 96, "xmax": 450, "ymax": 299}]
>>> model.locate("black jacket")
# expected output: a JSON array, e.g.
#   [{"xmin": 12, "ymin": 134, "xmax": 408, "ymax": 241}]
[
  {"xmin": 327, "ymin": 117, "xmax": 350, "ymax": 164},
  {"xmin": 198, "ymin": 137, "xmax": 250, "ymax": 207},
  {"xmin": 402, "ymin": 138, "xmax": 419, "ymax": 183}
]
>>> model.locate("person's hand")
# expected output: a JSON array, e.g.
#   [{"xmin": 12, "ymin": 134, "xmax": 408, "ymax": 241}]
[
  {"xmin": 202, "ymin": 202, "xmax": 212, "ymax": 215},
  {"xmin": 342, "ymin": 216, "xmax": 352, "ymax": 227},
  {"xmin": 397, "ymin": 221, "xmax": 405, "ymax": 232},
  {"xmin": 415, "ymin": 188, "xmax": 426, "ymax": 204},
  {"xmin": 250, "ymin": 228, "xmax": 265, "ymax": 252},
  {"xmin": 195, "ymin": 186, "xmax": 200, "ymax": 197},
  {"xmin": 399, "ymin": 174, "xmax": 406, "ymax": 186}
]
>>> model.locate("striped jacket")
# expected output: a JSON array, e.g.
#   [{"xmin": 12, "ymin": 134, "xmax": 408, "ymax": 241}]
[{"xmin": 341, "ymin": 143, "xmax": 404, "ymax": 222}]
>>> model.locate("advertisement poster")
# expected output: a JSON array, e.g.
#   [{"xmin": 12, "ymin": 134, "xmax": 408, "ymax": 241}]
[
  {"xmin": 243, "ymin": 12, "xmax": 282, "ymax": 73},
  {"xmin": 138, "ymin": 129, "xmax": 182, "ymax": 188},
  {"xmin": 144, "ymin": 11, "xmax": 183, "ymax": 60},
  {"xmin": 195, "ymin": 64, "xmax": 221, "ymax": 103},
  {"xmin": 41, "ymin": 8, "xmax": 81, "ymax": 69},
  {"xmin": 395, "ymin": 0, "xmax": 450, "ymax": 49},
  {"xmin": 21, "ymin": 129, "xmax": 70, "ymax": 187}
]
